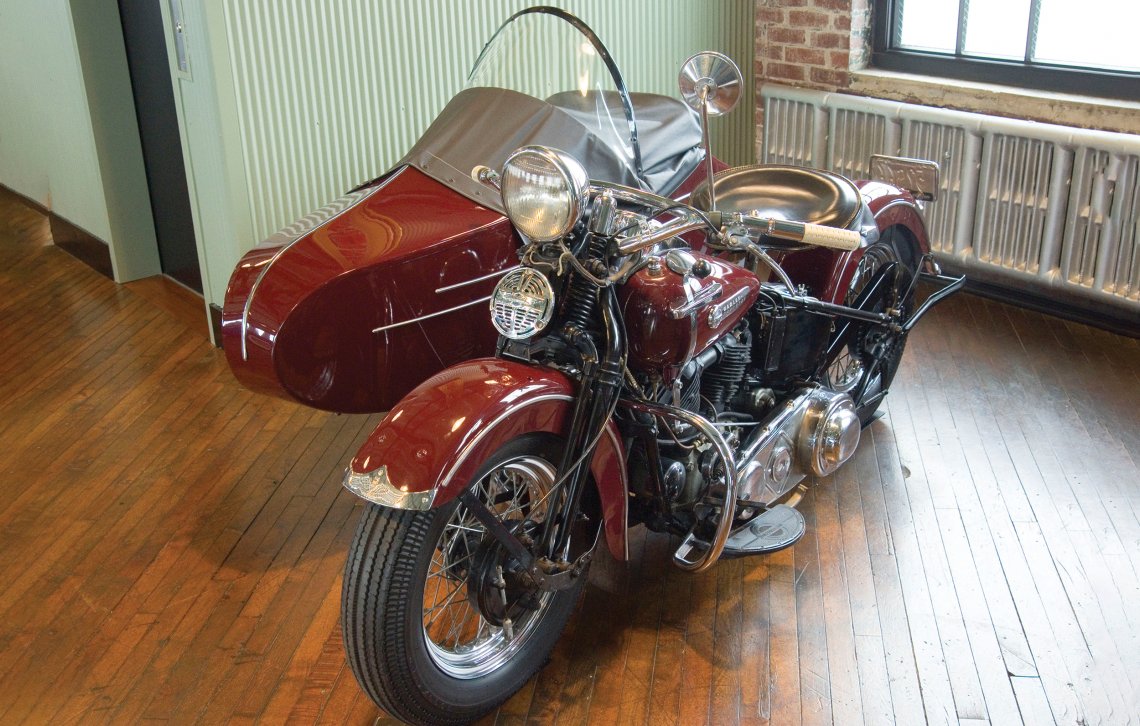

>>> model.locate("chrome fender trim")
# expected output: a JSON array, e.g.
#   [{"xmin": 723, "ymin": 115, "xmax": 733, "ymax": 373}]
[{"xmin": 343, "ymin": 465, "xmax": 434, "ymax": 511}]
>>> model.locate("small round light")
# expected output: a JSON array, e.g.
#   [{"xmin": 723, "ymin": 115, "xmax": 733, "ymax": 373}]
[
  {"xmin": 500, "ymin": 146, "xmax": 589, "ymax": 242},
  {"xmin": 490, "ymin": 268, "xmax": 556, "ymax": 340}
]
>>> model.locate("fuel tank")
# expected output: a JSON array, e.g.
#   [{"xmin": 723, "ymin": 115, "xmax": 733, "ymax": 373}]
[{"xmin": 619, "ymin": 251, "xmax": 760, "ymax": 373}]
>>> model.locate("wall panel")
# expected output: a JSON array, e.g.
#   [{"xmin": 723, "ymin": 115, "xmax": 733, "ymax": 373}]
[{"xmin": 218, "ymin": 1, "xmax": 756, "ymax": 240}]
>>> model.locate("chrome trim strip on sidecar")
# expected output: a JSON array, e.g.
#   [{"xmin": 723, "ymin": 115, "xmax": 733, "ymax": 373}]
[
  {"xmin": 434, "ymin": 264, "xmax": 521, "ymax": 294},
  {"xmin": 371, "ymin": 296, "xmax": 492, "ymax": 333},
  {"xmin": 240, "ymin": 167, "xmax": 406, "ymax": 361}
]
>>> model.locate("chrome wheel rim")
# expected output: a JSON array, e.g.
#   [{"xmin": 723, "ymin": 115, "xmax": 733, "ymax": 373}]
[
  {"xmin": 421, "ymin": 455, "xmax": 555, "ymax": 679},
  {"xmin": 825, "ymin": 244, "xmax": 896, "ymax": 393}
]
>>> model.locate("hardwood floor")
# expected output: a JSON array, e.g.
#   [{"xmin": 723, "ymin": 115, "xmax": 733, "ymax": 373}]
[{"xmin": 1, "ymin": 188, "xmax": 1138, "ymax": 725}]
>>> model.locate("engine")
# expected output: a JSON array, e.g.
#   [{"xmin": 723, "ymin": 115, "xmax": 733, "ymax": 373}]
[{"xmin": 636, "ymin": 299, "xmax": 861, "ymax": 521}]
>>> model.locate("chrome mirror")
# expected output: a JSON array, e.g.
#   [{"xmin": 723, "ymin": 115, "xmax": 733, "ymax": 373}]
[
  {"xmin": 678, "ymin": 51, "xmax": 742, "ymax": 117},
  {"xmin": 678, "ymin": 51, "xmax": 742, "ymax": 212}
]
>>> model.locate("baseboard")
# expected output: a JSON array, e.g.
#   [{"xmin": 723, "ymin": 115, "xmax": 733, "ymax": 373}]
[
  {"xmin": 209, "ymin": 303, "xmax": 224, "ymax": 348},
  {"xmin": 50, "ymin": 215, "xmax": 114, "ymax": 280},
  {"xmin": 1, "ymin": 183, "xmax": 114, "ymax": 280},
  {"xmin": 940, "ymin": 262, "xmax": 1140, "ymax": 339}
]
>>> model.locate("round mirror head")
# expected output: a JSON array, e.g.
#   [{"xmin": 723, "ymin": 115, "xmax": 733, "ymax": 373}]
[{"xmin": 678, "ymin": 51, "xmax": 742, "ymax": 117}]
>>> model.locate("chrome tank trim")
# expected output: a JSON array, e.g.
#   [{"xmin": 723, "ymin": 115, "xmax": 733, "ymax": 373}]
[
  {"xmin": 707, "ymin": 286, "xmax": 750, "ymax": 327},
  {"xmin": 372, "ymin": 296, "xmax": 491, "ymax": 333},
  {"xmin": 435, "ymin": 264, "xmax": 521, "ymax": 294},
  {"xmin": 671, "ymin": 281, "xmax": 723, "ymax": 319},
  {"xmin": 239, "ymin": 167, "xmax": 405, "ymax": 361}
]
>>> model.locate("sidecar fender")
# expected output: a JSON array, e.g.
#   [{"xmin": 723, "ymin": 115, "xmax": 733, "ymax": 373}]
[{"xmin": 344, "ymin": 357, "xmax": 630, "ymax": 561}]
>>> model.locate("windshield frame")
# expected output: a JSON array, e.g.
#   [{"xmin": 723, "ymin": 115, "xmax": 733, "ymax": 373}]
[{"xmin": 468, "ymin": 6, "xmax": 644, "ymax": 182}]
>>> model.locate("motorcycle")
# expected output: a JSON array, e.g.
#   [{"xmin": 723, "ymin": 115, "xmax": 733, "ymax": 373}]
[{"xmin": 222, "ymin": 7, "xmax": 963, "ymax": 725}]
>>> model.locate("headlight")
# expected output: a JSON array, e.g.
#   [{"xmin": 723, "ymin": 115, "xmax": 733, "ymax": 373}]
[
  {"xmin": 500, "ymin": 146, "xmax": 589, "ymax": 242},
  {"xmin": 490, "ymin": 268, "xmax": 555, "ymax": 339}
]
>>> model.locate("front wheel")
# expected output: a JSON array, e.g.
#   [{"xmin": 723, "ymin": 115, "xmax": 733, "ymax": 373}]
[{"xmin": 341, "ymin": 436, "xmax": 586, "ymax": 726}]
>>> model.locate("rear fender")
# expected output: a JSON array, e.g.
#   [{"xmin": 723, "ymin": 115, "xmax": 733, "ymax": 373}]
[
  {"xmin": 780, "ymin": 182, "xmax": 933, "ymax": 304},
  {"xmin": 344, "ymin": 358, "xmax": 630, "ymax": 561},
  {"xmin": 833, "ymin": 183, "xmax": 933, "ymax": 303}
]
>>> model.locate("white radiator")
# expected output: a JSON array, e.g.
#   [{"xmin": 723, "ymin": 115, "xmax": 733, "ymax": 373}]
[{"xmin": 761, "ymin": 84, "xmax": 1140, "ymax": 313}]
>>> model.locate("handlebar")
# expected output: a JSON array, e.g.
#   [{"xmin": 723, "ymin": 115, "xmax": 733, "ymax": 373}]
[{"xmin": 590, "ymin": 181, "xmax": 862, "ymax": 254}]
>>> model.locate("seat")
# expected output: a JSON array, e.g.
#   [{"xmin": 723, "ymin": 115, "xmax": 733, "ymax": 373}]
[{"xmin": 689, "ymin": 164, "xmax": 863, "ymax": 230}]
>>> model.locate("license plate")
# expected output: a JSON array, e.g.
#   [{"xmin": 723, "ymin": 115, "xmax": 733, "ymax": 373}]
[{"xmin": 870, "ymin": 154, "xmax": 941, "ymax": 202}]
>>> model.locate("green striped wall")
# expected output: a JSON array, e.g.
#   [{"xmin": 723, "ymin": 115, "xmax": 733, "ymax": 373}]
[{"xmin": 219, "ymin": 1, "xmax": 756, "ymax": 241}]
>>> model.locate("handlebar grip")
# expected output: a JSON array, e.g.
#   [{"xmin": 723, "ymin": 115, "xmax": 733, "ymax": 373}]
[{"xmin": 798, "ymin": 223, "xmax": 862, "ymax": 251}]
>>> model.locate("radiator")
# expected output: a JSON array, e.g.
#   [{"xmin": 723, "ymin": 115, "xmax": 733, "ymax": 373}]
[{"xmin": 761, "ymin": 84, "xmax": 1140, "ymax": 313}]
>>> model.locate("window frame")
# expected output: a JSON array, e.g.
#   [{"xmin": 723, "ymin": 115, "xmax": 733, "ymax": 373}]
[{"xmin": 870, "ymin": 0, "xmax": 1140, "ymax": 101}]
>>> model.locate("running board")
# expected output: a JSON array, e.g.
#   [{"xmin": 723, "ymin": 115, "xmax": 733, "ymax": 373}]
[{"xmin": 722, "ymin": 505, "xmax": 806, "ymax": 557}]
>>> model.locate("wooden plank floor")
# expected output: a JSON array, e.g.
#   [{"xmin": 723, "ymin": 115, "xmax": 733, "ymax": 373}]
[{"xmin": 2, "ymin": 187, "xmax": 1138, "ymax": 725}]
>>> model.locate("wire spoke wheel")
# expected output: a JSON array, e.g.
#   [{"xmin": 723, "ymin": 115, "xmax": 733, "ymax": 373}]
[
  {"xmin": 342, "ymin": 435, "xmax": 589, "ymax": 726},
  {"xmin": 420, "ymin": 456, "xmax": 555, "ymax": 678}
]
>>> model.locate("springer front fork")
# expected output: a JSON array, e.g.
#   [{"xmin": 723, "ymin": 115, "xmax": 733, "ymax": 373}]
[{"xmin": 464, "ymin": 208, "xmax": 626, "ymax": 588}]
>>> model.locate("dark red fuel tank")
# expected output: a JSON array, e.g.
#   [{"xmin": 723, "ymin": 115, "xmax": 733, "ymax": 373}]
[
  {"xmin": 619, "ymin": 252, "xmax": 760, "ymax": 373},
  {"xmin": 222, "ymin": 166, "xmax": 517, "ymax": 414}
]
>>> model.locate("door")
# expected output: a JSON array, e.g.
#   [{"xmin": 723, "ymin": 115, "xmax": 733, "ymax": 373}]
[{"xmin": 118, "ymin": 0, "xmax": 202, "ymax": 293}]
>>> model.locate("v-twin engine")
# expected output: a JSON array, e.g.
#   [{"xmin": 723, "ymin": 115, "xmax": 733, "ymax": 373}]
[{"xmin": 734, "ymin": 388, "xmax": 861, "ymax": 505}]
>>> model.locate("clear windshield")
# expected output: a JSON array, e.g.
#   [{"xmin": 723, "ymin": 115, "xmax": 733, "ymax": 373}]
[{"xmin": 465, "ymin": 8, "xmax": 640, "ymax": 171}]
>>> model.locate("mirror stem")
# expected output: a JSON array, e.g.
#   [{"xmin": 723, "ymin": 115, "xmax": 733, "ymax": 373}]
[{"xmin": 699, "ymin": 86, "xmax": 716, "ymax": 212}]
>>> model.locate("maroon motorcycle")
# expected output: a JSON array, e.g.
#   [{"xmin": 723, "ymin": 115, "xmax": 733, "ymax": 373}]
[{"xmin": 223, "ymin": 8, "xmax": 962, "ymax": 725}]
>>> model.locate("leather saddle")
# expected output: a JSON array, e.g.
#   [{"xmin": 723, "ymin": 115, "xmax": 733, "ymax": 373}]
[{"xmin": 690, "ymin": 164, "xmax": 864, "ymax": 232}]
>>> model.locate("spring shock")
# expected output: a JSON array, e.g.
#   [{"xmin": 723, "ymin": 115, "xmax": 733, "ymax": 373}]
[
  {"xmin": 562, "ymin": 193, "xmax": 617, "ymax": 332},
  {"xmin": 562, "ymin": 233, "xmax": 607, "ymax": 330}
]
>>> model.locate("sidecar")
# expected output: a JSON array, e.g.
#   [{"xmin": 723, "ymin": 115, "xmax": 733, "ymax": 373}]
[{"xmin": 222, "ymin": 8, "xmax": 710, "ymax": 413}]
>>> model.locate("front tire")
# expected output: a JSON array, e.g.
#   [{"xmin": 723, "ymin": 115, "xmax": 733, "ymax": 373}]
[{"xmin": 342, "ymin": 436, "xmax": 586, "ymax": 726}]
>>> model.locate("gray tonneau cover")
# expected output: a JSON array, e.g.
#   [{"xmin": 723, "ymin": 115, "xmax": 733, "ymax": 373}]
[{"xmin": 401, "ymin": 87, "xmax": 702, "ymax": 213}]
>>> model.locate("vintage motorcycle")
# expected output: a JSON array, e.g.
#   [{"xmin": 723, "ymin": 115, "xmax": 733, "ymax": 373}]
[{"xmin": 222, "ymin": 7, "xmax": 962, "ymax": 725}]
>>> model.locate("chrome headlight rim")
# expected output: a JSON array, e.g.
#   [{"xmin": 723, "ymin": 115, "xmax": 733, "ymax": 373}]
[{"xmin": 500, "ymin": 145, "xmax": 590, "ymax": 242}]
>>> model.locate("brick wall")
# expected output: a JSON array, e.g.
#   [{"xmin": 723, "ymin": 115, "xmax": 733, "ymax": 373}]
[
  {"xmin": 753, "ymin": 0, "xmax": 870, "ymax": 136},
  {"xmin": 751, "ymin": 0, "xmax": 1140, "ymax": 149}
]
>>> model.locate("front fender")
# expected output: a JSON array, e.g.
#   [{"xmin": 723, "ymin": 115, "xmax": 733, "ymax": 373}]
[{"xmin": 344, "ymin": 357, "xmax": 630, "ymax": 561}]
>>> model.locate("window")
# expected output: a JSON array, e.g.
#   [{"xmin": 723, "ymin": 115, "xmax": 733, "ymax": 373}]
[{"xmin": 871, "ymin": 0, "xmax": 1140, "ymax": 100}]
